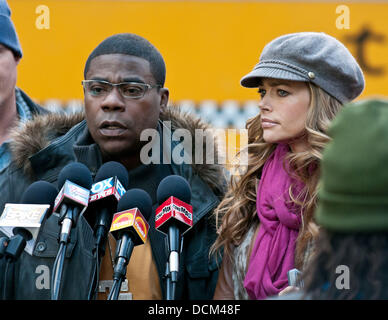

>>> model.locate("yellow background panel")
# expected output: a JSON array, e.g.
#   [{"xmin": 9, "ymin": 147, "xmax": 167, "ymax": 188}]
[{"xmin": 8, "ymin": 1, "xmax": 388, "ymax": 103}]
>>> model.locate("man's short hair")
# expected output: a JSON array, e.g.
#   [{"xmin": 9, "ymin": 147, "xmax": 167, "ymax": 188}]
[{"xmin": 84, "ymin": 33, "xmax": 166, "ymax": 86}]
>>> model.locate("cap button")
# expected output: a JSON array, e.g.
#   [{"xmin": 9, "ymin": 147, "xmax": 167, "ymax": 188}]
[{"xmin": 308, "ymin": 72, "xmax": 315, "ymax": 79}]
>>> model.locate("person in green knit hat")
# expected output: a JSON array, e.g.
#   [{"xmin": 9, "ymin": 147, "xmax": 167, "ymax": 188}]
[{"xmin": 300, "ymin": 98, "xmax": 388, "ymax": 299}]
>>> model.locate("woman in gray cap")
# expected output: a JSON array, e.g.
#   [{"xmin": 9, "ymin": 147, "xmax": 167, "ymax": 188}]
[{"xmin": 211, "ymin": 32, "xmax": 365, "ymax": 300}]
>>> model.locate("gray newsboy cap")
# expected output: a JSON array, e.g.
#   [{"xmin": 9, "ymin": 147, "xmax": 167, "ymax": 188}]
[{"xmin": 240, "ymin": 32, "xmax": 365, "ymax": 104}]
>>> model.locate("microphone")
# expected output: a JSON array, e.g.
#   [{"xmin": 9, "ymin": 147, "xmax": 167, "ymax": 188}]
[
  {"xmin": 0, "ymin": 181, "xmax": 58, "ymax": 300},
  {"xmin": 51, "ymin": 162, "xmax": 92, "ymax": 300},
  {"xmin": 86, "ymin": 161, "xmax": 128, "ymax": 300},
  {"xmin": 88, "ymin": 161, "xmax": 128, "ymax": 257},
  {"xmin": 0, "ymin": 181, "xmax": 58, "ymax": 259},
  {"xmin": 155, "ymin": 175, "xmax": 193, "ymax": 299},
  {"xmin": 53, "ymin": 162, "xmax": 92, "ymax": 244},
  {"xmin": 107, "ymin": 188, "xmax": 152, "ymax": 300}
]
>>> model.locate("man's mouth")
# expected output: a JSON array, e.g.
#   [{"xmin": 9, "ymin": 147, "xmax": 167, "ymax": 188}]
[{"xmin": 98, "ymin": 120, "xmax": 128, "ymax": 136}]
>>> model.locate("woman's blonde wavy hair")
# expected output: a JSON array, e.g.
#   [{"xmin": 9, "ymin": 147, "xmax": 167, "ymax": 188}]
[{"xmin": 210, "ymin": 82, "xmax": 343, "ymax": 269}]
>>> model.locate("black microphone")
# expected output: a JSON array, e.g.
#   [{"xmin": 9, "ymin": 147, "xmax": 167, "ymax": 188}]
[
  {"xmin": 88, "ymin": 161, "xmax": 128, "ymax": 257},
  {"xmin": 86, "ymin": 161, "xmax": 128, "ymax": 300},
  {"xmin": 107, "ymin": 188, "xmax": 152, "ymax": 300},
  {"xmin": 0, "ymin": 181, "xmax": 58, "ymax": 260},
  {"xmin": 53, "ymin": 162, "xmax": 93, "ymax": 244},
  {"xmin": 51, "ymin": 162, "xmax": 92, "ymax": 300},
  {"xmin": 155, "ymin": 175, "xmax": 193, "ymax": 299},
  {"xmin": 0, "ymin": 181, "xmax": 57, "ymax": 300},
  {"xmin": 20, "ymin": 180, "xmax": 59, "ymax": 208}
]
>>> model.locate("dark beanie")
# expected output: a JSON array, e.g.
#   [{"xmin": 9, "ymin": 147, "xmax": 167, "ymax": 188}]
[
  {"xmin": 316, "ymin": 99, "xmax": 388, "ymax": 232},
  {"xmin": 0, "ymin": 0, "xmax": 22, "ymax": 58}
]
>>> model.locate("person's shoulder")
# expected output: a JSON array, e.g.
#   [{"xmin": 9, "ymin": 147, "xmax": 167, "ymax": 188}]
[
  {"xmin": 9, "ymin": 111, "xmax": 85, "ymax": 179},
  {"xmin": 0, "ymin": 162, "xmax": 33, "ymax": 212},
  {"xmin": 17, "ymin": 88, "xmax": 49, "ymax": 115}
]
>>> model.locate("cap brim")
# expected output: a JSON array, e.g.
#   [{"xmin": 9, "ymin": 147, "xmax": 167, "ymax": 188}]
[{"xmin": 240, "ymin": 67, "xmax": 307, "ymax": 88}]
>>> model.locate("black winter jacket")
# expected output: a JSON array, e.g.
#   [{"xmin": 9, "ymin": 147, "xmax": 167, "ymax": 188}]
[{"xmin": 0, "ymin": 107, "xmax": 227, "ymax": 300}]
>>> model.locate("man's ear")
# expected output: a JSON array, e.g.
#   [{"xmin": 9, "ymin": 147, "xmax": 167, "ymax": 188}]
[
  {"xmin": 14, "ymin": 55, "xmax": 21, "ymax": 66},
  {"xmin": 159, "ymin": 87, "xmax": 169, "ymax": 112}
]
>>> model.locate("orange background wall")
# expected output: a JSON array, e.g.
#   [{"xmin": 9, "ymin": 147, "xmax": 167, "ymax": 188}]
[{"xmin": 9, "ymin": 0, "xmax": 388, "ymax": 104}]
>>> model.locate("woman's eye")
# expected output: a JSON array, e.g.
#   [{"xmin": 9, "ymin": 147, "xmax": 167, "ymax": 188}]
[
  {"xmin": 277, "ymin": 89, "xmax": 289, "ymax": 97},
  {"xmin": 258, "ymin": 88, "xmax": 266, "ymax": 98}
]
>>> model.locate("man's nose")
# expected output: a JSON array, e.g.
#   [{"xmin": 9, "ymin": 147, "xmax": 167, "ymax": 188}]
[{"xmin": 101, "ymin": 87, "xmax": 126, "ymax": 112}]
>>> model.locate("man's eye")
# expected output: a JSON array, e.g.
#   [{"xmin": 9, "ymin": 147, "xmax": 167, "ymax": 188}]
[
  {"xmin": 278, "ymin": 89, "xmax": 289, "ymax": 97},
  {"xmin": 90, "ymin": 86, "xmax": 107, "ymax": 95},
  {"xmin": 122, "ymin": 85, "xmax": 144, "ymax": 96}
]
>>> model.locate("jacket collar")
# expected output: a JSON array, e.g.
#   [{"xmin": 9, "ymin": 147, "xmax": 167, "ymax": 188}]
[{"xmin": 9, "ymin": 106, "xmax": 227, "ymax": 199}]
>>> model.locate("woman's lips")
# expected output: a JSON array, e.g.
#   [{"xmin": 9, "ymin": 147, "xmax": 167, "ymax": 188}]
[{"xmin": 261, "ymin": 118, "xmax": 278, "ymax": 128}]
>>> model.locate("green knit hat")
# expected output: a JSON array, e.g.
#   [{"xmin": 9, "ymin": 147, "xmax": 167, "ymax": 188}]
[{"xmin": 316, "ymin": 99, "xmax": 388, "ymax": 232}]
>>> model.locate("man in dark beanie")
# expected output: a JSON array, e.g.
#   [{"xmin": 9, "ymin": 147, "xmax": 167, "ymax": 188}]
[{"xmin": 0, "ymin": 0, "xmax": 48, "ymax": 178}]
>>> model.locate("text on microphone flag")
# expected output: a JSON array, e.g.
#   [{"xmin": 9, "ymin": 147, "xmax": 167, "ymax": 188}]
[
  {"xmin": 0, "ymin": 204, "xmax": 49, "ymax": 226},
  {"xmin": 155, "ymin": 196, "xmax": 193, "ymax": 232},
  {"xmin": 135, "ymin": 216, "xmax": 147, "ymax": 240},
  {"xmin": 89, "ymin": 177, "xmax": 126, "ymax": 203},
  {"xmin": 110, "ymin": 208, "xmax": 149, "ymax": 244},
  {"xmin": 53, "ymin": 187, "xmax": 64, "ymax": 212},
  {"xmin": 66, "ymin": 183, "xmax": 90, "ymax": 205},
  {"xmin": 0, "ymin": 204, "xmax": 51, "ymax": 255},
  {"xmin": 91, "ymin": 177, "xmax": 115, "ymax": 193},
  {"xmin": 89, "ymin": 187, "xmax": 114, "ymax": 202},
  {"xmin": 53, "ymin": 180, "xmax": 90, "ymax": 212},
  {"xmin": 110, "ymin": 209, "xmax": 136, "ymax": 231}
]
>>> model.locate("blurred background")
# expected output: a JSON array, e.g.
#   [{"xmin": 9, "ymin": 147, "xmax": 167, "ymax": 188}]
[{"xmin": 8, "ymin": 0, "xmax": 388, "ymax": 160}]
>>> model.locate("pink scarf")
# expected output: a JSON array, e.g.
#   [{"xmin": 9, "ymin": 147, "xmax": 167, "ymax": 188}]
[{"xmin": 244, "ymin": 143, "xmax": 304, "ymax": 300}]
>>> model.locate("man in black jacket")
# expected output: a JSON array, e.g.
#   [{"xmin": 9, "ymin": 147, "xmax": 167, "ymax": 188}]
[
  {"xmin": 0, "ymin": 0, "xmax": 48, "ymax": 180},
  {"xmin": 0, "ymin": 33, "xmax": 226, "ymax": 300}
]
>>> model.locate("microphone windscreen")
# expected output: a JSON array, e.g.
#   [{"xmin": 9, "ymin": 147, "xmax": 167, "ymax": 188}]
[
  {"xmin": 20, "ymin": 181, "xmax": 58, "ymax": 210},
  {"xmin": 95, "ymin": 161, "xmax": 129, "ymax": 189},
  {"xmin": 157, "ymin": 175, "xmax": 191, "ymax": 205},
  {"xmin": 57, "ymin": 162, "xmax": 93, "ymax": 190},
  {"xmin": 117, "ymin": 188, "xmax": 153, "ymax": 221}
]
